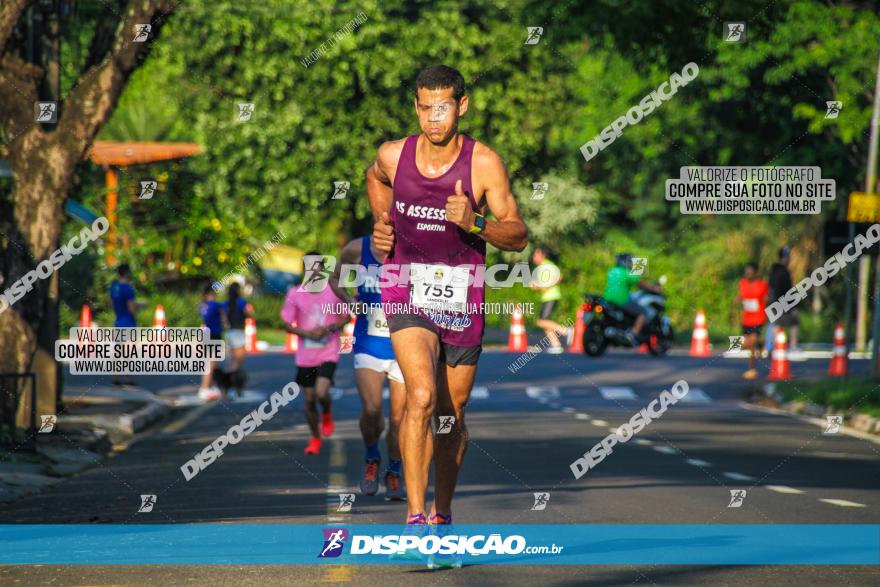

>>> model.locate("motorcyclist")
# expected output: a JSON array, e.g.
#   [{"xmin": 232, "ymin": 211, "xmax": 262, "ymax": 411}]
[{"xmin": 603, "ymin": 253, "xmax": 662, "ymax": 346}]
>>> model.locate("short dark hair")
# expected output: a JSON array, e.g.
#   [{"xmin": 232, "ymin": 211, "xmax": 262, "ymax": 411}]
[
  {"xmin": 117, "ymin": 263, "xmax": 131, "ymax": 278},
  {"xmin": 415, "ymin": 65, "xmax": 466, "ymax": 101},
  {"xmin": 745, "ymin": 262, "xmax": 759, "ymax": 272}
]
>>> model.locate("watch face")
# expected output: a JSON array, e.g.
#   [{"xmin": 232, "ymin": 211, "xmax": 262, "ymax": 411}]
[{"xmin": 476, "ymin": 216, "xmax": 486, "ymax": 230}]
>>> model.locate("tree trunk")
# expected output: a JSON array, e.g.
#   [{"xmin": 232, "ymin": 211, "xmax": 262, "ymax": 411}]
[{"xmin": 0, "ymin": 0, "xmax": 178, "ymax": 436}]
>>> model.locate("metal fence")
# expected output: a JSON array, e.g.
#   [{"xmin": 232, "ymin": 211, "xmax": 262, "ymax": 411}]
[{"xmin": 0, "ymin": 373, "xmax": 37, "ymax": 451}]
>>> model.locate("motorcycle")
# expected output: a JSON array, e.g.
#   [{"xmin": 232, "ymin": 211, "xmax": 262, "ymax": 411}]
[{"xmin": 580, "ymin": 276, "xmax": 674, "ymax": 357}]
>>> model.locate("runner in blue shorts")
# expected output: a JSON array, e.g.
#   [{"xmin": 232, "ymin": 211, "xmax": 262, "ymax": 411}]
[{"xmin": 331, "ymin": 235, "xmax": 406, "ymax": 500}]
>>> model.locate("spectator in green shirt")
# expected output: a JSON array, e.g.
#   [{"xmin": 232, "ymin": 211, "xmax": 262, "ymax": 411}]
[
  {"xmin": 531, "ymin": 247, "xmax": 572, "ymax": 354},
  {"xmin": 604, "ymin": 253, "xmax": 662, "ymax": 346}
]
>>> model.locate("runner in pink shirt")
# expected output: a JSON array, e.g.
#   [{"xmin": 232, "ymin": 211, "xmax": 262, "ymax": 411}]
[{"xmin": 280, "ymin": 253, "xmax": 350, "ymax": 455}]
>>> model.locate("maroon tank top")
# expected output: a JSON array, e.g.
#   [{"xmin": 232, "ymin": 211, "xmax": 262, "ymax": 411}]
[{"xmin": 381, "ymin": 134, "xmax": 486, "ymax": 346}]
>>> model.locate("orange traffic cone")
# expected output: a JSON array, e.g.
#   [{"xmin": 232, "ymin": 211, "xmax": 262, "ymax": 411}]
[
  {"xmin": 689, "ymin": 311, "xmax": 711, "ymax": 357},
  {"xmin": 568, "ymin": 305, "xmax": 586, "ymax": 353},
  {"xmin": 244, "ymin": 303, "xmax": 258, "ymax": 353},
  {"xmin": 508, "ymin": 305, "xmax": 528, "ymax": 352},
  {"xmin": 339, "ymin": 314, "xmax": 356, "ymax": 354},
  {"xmin": 153, "ymin": 304, "xmax": 166, "ymax": 328},
  {"xmin": 285, "ymin": 328, "xmax": 299, "ymax": 353},
  {"xmin": 80, "ymin": 304, "xmax": 92, "ymax": 328},
  {"xmin": 768, "ymin": 327, "xmax": 792, "ymax": 381},
  {"xmin": 245, "ymin": 317, "xmax": 257, "ymax": 353},
  {"xmin": 828, "ymin": 323, "xmax": 847, "ymax": 377}
]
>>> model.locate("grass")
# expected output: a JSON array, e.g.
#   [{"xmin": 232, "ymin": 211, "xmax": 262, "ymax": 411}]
[{"xmin": 776, "ymin": 377, "xmax": 880, "ymax": 418}]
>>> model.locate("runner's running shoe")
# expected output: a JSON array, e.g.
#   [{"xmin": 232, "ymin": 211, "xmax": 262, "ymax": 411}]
[
  {"xmin": 197, "ymin": 387, "xmax": 221, "ymax": 401},
  {"xmin": 427, "ymin": 513, "xmax": 461, "ymax": 569},
  {"xmin": 304, "ymin": 437, "xmax": 322, "ymax": 455},
  {"xmin": 360, "ymin": 459, "xmax": 380, "ymax": 496},
  {"xmin": 384, "ymin": 470, "xmax": 405, "ymax": 501},
  {"xmin": 321, "ymin": 412, "xmax": 335, "ymax": 437},
  {"xmin": 390, "ymin": 513, "xmax": 427, "ymax": 561}
]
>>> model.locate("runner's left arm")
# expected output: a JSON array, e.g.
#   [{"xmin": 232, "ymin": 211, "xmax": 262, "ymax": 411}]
[{"xmin": 449, "ymin": 147, "xmax": 528, "ymax": 252}]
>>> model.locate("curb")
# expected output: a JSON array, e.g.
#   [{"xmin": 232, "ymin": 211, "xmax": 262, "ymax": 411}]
[{"xmin": 740, "ymin": 384, "xmax": 880, "ymax": 444}]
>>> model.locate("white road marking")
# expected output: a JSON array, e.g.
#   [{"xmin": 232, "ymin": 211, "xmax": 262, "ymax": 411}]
[
  {"xmin": 562, "ymin": 407, "xmax": 575, "ymax": 413},
  {"xmin": 231, "ymin": 390, "xmax": 269, "ymax": 403},
  {"xmin": 819, "ymin": 498, "xmax": 867, "ymax": 508},
  {"xmin": 526, "ymin": 386, "xmax": 560, "ymax": 400},
  {"xmin": 633, "ymin": 439, "xmax": 653, "ymax": 445},
  {"xmin": 686, "ymin": 459, "xmax": 711, "ymax": 467},
  {"xmin": 723, "ymin": 472, "xmax": 755, "ymax": 481},
  {"xmin": 679, "ymin": 388, "xmax": 711, "ymax": 403},
  {"xmin": 653, "ymin": 446, "xmax": 677, "ymax": 454},
  {"xmin": 575, "ymin": 413, "xmax": 590, "ymax": 420},
  {"xmin": 329, "ymin": 387, "xmax": 345, "ymax": 400},
  {"xmin": 382, "ymin": 387, "xmax": 389, "ymax": 400},
  {"xmin": 470, "ymin": 386, "xmax": 490, "ymax": 400},
  {"xmin": 591, "ymin": 419, "xmax": 609, "ymax": 427},
  {"xmin": 599, "ymin": 386, "xmax": 637, "ymax": 400},
  {"xmin": 765, "ymin": 485, "xmax": 804, "ymax": 495}
]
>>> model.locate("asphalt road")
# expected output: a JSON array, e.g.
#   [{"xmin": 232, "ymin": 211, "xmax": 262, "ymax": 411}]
[{"xmin": 1, "ymin": 348, "xmax": 879, "ymax": 585}]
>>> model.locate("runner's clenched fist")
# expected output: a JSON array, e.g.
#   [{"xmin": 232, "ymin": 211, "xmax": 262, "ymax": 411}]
[{"xmin": 373, "ymin": 212, "xmax": 395, "ymax": 254}]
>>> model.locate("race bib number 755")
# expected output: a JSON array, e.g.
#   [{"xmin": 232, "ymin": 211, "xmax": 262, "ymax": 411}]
[{"xmin": 409, "ymin": 263, "xmax": 469, "ymax": 313}]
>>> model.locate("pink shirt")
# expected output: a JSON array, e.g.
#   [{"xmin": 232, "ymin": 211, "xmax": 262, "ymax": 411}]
[{"xmin": 280, "ymin": 286, "xmax": 346, "ymax": 367}]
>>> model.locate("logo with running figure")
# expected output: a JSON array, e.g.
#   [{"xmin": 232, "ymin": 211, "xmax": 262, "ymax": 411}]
[
  {"xmin": 35, "ymin": 102, "xmax": 57, "ymax": 123},
  {"xmin": 525, "ymin": 27, "xmax": 543, "ymax": 45},
  {"xmin": 138, "ymin": 494, "xmax": 157, "ymax": 513},
  {"xmin": 139, "ymin": 180, "xmax": 157, "ymax": 200},
  {"xmin": 237, "ymin": 103, "xmax": 255, "ymax": 122},
  {"xmin": 728, "ymin": 336, "xmax": 744, "ymax": 352},
  {"xmin": 724, "ymin": 22, "xmax": 746, "ymax": 43},
  {"xmin": 630, "ymin": 257, "xmax": 647, "ymax": 276},
  {"xmin": 531, "ymin": 182, "xmax": 549, "ymax": 200},
  {"xmin": 823, "ymin": 415, "xmax": 843, "ymax": 435},
  {"xmin": 331, "ymin": 181, "xmax": 350, "ymax": 200},
  {"xmin": 318, "ymin": 528, "xmax": 349, "ymax": 558},
  {"xmin": 38, "ymin": 414, "xmax": 57, "ymax": 433},
  {"xmin": 531, "ymin": 492, "xmax": 550, "ymax": 510},
  {"xmin": 133, "ymin": 24, "xmax": 151, "ymax": 42},
  {"xmin": 300, "ymin": 255, "xmax": 335, "ymax": 292},
  {"xmin": 728, "ymin": 489, "xmax": 747, "ymax": 508},
  {"xmin": 337, "ymin": 493, "xmax": 355, "ymax": 512},
  {"xmin": 437, "ymin": 415, "xmax": 456, "ymax": 434},
  {"xmin": 825, "ymin": 101, "xmax": 843, "ymax": 119}
]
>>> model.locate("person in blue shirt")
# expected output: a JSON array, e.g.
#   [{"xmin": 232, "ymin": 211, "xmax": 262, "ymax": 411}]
[
  {"xmin": 221, "ymin": 282, "xmax": 253, "ymax": 396},
  {"xmin": 199, "ymin": 283, "xmax": 226, "ymax": 399},
  {"xmin": 109, "ymin": 263, "xmax": 143, "ymax": 387},
  {"xmin": 110, "ymin": 264, "xmax": 138, "ymax": 327},
  {"xmin": 330, "ymin": 235, "xmax": 405, "ymax": 500}
]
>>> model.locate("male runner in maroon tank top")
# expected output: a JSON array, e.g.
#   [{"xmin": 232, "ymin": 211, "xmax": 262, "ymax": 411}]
[{"xmin": 366, "ymin": 65, "xmax": 528, "ymax": 560}]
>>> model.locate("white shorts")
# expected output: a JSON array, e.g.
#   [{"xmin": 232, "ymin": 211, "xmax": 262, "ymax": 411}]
[
  {"xmin": 354, "ymin": 353, "xmax": 404, "ymax": 383},
  {"xmin": 225, "ymin": 329, "xmax": 246, "ymax": 350}
]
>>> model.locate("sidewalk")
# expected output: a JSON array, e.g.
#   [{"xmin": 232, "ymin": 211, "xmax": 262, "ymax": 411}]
[{"xmin": 0, "ymin": 385, "xmax": 173, "ymax": 504}]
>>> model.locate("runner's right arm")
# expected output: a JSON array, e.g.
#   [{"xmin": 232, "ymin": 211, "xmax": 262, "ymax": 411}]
[{"xmin": 366, "ymin": 140, "xmax": 404, "ymax": 257}]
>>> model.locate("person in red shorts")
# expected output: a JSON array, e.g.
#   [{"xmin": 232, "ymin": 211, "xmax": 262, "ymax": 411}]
[{"xmin": 735, "ymin": 262, "xmax": 770, "ymax": 380}]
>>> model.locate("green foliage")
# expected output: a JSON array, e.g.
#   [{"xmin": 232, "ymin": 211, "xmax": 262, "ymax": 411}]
[
  {"xmin": 778, "ymin": 377, "xmax": 880, "ymax": 418},
  {"xmin": 55, "ymin": 0, "xmax": 880, "ymax": 345}
]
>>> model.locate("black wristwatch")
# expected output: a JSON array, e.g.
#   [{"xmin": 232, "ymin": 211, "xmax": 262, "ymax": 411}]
[{"xmin": 468, "ymin": 214, "xmax": 487, "ymax": 234}]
